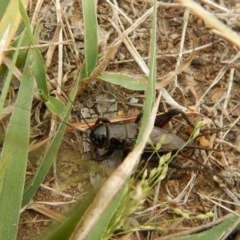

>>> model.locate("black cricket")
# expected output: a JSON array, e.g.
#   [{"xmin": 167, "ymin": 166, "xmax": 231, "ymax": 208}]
[{"xmin": 89, "ymin": 109, "xmax": 206, "ymax": 161}]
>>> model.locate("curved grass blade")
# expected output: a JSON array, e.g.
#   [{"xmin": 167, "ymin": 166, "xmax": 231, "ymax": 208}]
[
  {"xmin": 44, "ymin": 192, "xmax": 97, "ymax": 240},
  {"xmin": 45, "ymin": 95, "xmax": 67, "ymax": 118},
  {"xmin": 98, "ymin": 72, "xmax": 147, "ymax": 91},
  {"xmin": 19, "ymin": 1, "xmax": 67, "ymax": 116},
  {"xmin": 84, "ymin": 187, "xmax": 125, "ymax": 240},
  {"xmin": 174, "ymin": 214, "xmax": 239, "ymax": 240},
  {"xmin": 0, "ymin": 47, "xmax": 34, "ymax": 240},
  {"xmin": 44, "ymin": 188, "xmax": 123, "ymax": 240},
  {"xmin": 22, "ymin": 68, "xmax": 82, "ymax": 207}
]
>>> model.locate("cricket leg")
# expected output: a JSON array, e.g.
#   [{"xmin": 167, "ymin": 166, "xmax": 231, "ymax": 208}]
[{"xmin": 154, "ymin": 109, "xmax": 195, "ymax": 129}]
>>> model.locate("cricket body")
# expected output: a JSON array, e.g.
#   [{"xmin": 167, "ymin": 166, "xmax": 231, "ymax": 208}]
[
  {"xmin": 90, "ymin": 118, "xmax": 138, "ymax": 151},
  {"xmin": 89, "ymin": 109, "xmax": 189, "ymax": 160}
]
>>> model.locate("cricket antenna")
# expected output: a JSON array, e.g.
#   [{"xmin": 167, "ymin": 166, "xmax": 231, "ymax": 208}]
[
  {"xmin": 80, "ymin": 112, "xmax": 93, "ymax": 132},
  {"xmin": 52, "ymin": 78, "xmax": 93, "ymax": 132}
]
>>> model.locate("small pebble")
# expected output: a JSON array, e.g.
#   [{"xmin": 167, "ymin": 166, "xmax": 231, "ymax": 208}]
[{"xmin": 129, "ymin": 97, "xmax": 139, "ymax": 104}]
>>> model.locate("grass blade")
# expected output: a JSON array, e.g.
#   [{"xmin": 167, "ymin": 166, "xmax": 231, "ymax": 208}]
[
  {"xmin": 85, "ymin": 187, "xmax": 125, "ymax": 240},
  {"xmin": 0, "ymin": 153, "xmax": 9, "ymax": 195},
  {"xmin": 136, "ymin": 0, "xmax": 157, "ymax": 143},
  {"xmin": 19, "ymin": 2, "xmax": 67, "ymax": 115},
  {"xmin": 174, "ymin": 214, "xmax": 239, "ymax": 240},
  {"xmin": 0, "ymin": 0, "xmax": 29, "ymax": 65},
  {"xmin": 0, "ymin": 29, "xmax": 25, "ymax": 116},
  {"xmin": 19, "ymin": 1, "xmax": 49, "ymax": 98},
  {"xmin": 22, "ymin": 69, "xmax": 82, "ymax": 207},
  {"xmin": 0, "ymin": 47, "xmax": 34, "ymax": 240},
  {"xmin": 82, "ymin": 0, "xmax": 98, "ymax": 77},
  {"xmin": 22, "ymin": 103, "xmax": 72, "ymax": 206},
  {"xmin": 98, "ymin": 72, "xmax": 147, "ymax": 91},
  {"xmin": 44, "ymin": 191, "xmax": 98, "ymax": 240}
]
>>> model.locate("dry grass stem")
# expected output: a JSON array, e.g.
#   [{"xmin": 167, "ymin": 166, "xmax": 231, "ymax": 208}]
[{"xmin": 178, "ymin": 0, "xmax": 240, "ymax": 49}]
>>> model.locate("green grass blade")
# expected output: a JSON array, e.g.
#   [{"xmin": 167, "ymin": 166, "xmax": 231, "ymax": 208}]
[
  {"xmin": 98, "ymin": 72, "xmax": 147, "ymax": 91},
  {"xmin": 18, "ymin": 0, "xmax": 35, "ymax": 44},
  {"xmin": 136, "ymin": 0, "xmax": 157, "ymax": 144},
  {"xmin": 19, "ymin": 0, "xmax": 49, "ymax": 97},
  {"xmin": 0, "ymin": 23, "xmax": 32, "ymax": 77},
  {"xmin": 174, "ymin": 215, "xmax": 239, "ymax": 240},
  {"xmin": 0, "ymin": 48, "xmax": 34, "ymax": 240},
  {"xmin": 22, "ymin": 69, "xmax": 82, "ymax": 207},
  {"xmin": 44, "ymin": 188, "xmax": 124, "ymax": 240},
  {"xmin": 19, "ymin": 2, "xmax": 66, "ymax": 115},
  {"xmin": 33, "ymin": 48, "xmax": 49, "ymax": 97},
  {"xmin": 0, "ymin": 0, "xmax": 9, "ymax": 18},
  {"xmin": 0, "ymin": 153, "xmax": 9, "ymax": 195},
  {"xmin": 0, "ymin": 33, "xmax": 31, "ymax": 76},
  {"xmin": 0, "ymin": 0, "xmax": 29, "ymax": 65},
  {"xmin": 85, "ymin": 187, "xmax": 125, "ymax": 240},
  {"xmin": 22, "ymin": 105, "xmax": 72, "ymax": 206},
  {"xmin": 44, "ymin": 191, "xmax": 98, "ymax": 240},
  {"xmin": 82, "ymin": 0, "xmax": 98, "ymax": 77},
  {"xmin": 45, "ymin": 96, "xmax": 67, "ymax": 117},
  {"xmin": 0, "ymin": 29, "xmax": 25, "ymax": 115}
]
